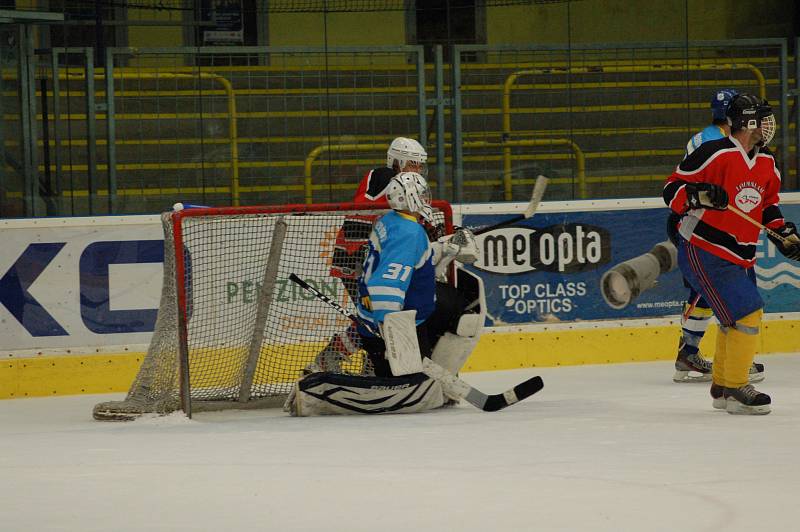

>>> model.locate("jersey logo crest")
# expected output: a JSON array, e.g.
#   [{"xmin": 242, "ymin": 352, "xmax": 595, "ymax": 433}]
[{"xmin": 734, "ymin": 187, "xmax": 762, "ymax": 213}]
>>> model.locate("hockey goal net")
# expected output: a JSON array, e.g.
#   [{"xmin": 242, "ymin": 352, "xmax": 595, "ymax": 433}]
[{"xmin": 93, "ymin": 201, "xmax": 453, "ymax": 420}]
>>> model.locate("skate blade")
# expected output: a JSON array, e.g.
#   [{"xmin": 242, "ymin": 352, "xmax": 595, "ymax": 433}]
[
  {"xmin": 712, "ymin": 398, "xmax": 726, "ymax": 410},
  {"xmin": 726, "ymin": 402, "xmax": 771, "ymax": 415},
  {"xmin": 673, "ymin": 370, "xmax": 712, "ymax": 383}
]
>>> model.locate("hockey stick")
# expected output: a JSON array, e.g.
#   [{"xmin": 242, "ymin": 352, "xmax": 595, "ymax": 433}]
[
  {"xmin": 682, "ymin": 293, "xmax": 701, "ymax": 321},
  {"xmin": 726, "ymin": 204, "xmax": 791, "ymax": 246},
  {"xmin": 288, "ymin": 273, "xmax": 543, "ymax": 412},
  {"xmin": 473, "ymin": 175, "xmax": 548, "ymax": 236}
]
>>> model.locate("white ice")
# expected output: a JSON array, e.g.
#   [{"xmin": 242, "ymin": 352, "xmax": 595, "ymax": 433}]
[{"xmin": 3, "ymin": 354, "xmax": 800, "ymax": 532}]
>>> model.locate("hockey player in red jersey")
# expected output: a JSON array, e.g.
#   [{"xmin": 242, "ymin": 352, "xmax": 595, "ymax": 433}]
[
  {"xmin": 663, "ymin": 93, "xmax": 800, "ymax": 415},
  {"xmin": 669, "ymin": 89, "xmax": 765, "ymax": 384}
]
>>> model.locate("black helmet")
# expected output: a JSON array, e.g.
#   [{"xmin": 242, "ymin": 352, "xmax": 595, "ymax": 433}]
[{"xmin": 726, "ymin": 93, "xmax": 775, "ymax": 146}]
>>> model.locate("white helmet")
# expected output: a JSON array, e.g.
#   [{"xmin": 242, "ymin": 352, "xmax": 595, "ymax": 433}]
[
  {"xmin": 385, "ymin": 172, "xmax": 433, "ymax": 223},
  {"xmin": 387, "ymin": 137, "xmax": 428, "ymax": 176}
]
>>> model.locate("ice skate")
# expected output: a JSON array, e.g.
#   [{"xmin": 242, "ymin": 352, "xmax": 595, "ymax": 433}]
[
  {"xmin": 674, "ymin": 344, "xmax": 765, "ymax": 384},
  {"xmin": 673, "ymin": 345, "xmax": 712, "ymax": 383},
  {"xmin": 748, "ymin": 361, "xmax": 765, "ymax": 383},
  {"xmin": 724, "ymin": 384, "xmax": 771, "ymax": 415},
  {"xmin": 710, "ymin": 383, "xmax": 726, "ymax": 410},
  {"xmin": 302, "ymin": 347, "xmax": 345, "ymax": 375}
]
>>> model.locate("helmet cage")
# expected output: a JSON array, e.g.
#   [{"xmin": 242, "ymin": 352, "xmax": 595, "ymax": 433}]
[{"xmin": 726, "ymin": 94, "xmax": 776, "ymax": 146}]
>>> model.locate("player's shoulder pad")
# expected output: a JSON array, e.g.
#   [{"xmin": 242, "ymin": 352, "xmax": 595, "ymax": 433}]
[
  {"xmin": 367, "ymin": 166, "xmax": 397, "ymax": 194},
  {"xmin": 371, "ymin": 166, "xmax": 396, "ymax": 181},
  {"xmin": 679, "ymin": 137, "xmax": 733, "ymax": 172}
]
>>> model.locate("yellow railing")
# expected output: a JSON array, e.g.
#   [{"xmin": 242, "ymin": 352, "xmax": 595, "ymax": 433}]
[
  {"xmin": 2, "ymin": 57, "xmax": 783, "ymax": 206},
  {"xmin": 303, "ymin": 143, "xmax": 391, "ymax": 204},
  {"xmin": 3, "ymin": 69, "xmax": 242, "ymax": 206},
  {"xmin": 501, "ymin": 63, "xmax": 768, "ymax": 199},
  {"xmin": 303, "ymin": 139, "xmax": 585, "ymax": 203},
  {"xmin": 105, "ymin": 70, "xmax": 241, "ymax": 205}
]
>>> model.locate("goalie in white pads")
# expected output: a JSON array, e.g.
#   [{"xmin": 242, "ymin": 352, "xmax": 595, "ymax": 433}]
[{"xmin": 289, "ymin": 172, "xmax": 484, "ymax": 416}]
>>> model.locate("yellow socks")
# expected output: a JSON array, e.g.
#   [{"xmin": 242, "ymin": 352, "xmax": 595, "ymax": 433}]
[
  {"xmin": 723, "ymin": 309, "xmax": 763, "ymax": 389},
  {"xmin": 712, "ymin": 324, "xmax": 727, "ymax": 387}
]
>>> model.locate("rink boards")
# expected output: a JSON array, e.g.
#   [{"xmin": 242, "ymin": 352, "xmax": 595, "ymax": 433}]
[{"xmin": 2, "ymin": 195, "xmax": 800, "ymax": 398}]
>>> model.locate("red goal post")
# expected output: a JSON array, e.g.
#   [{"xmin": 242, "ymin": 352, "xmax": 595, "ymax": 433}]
[{"xmin": 93, "ymin": 201, "xmax": 453, "ymax": 420}]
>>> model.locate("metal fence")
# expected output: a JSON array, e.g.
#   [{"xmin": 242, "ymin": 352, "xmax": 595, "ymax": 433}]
[
  {"xmin": 452, "ymin": 39, "xmax": 791, "ymax": 202},
  {"xmin": 0, "ymin": 39, "xmax": 797, "ymax": 217}
]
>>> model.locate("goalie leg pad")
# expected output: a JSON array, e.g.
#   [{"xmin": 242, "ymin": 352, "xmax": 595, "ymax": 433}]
[
  {"xmin": 431, "ymin": 332, "xmax": 479, "ymax": 375},
  {"xmin": 381, "ymin": 309, "xmax": 424, "ymax": 376},
  {"xmin": 431, "ymin": 313, "xmax": 483, "ymax": 375},
  {"xmin": 290, "ymin": 372, "xmax": 444, "ymax": 416}
]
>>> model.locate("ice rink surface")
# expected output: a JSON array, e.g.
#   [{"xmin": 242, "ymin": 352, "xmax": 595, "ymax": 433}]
[{"xmin": 3, "ymin": 354, "xmax": 800, "ymax": 532}]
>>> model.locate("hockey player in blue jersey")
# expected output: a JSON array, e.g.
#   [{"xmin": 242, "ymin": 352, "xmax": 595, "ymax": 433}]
[
  {"xmin": 356, "ymin": 172, "xmax": 472, "ymax": 377},
  {"xmin": 285, "ymin": 172, "xmax": 487, "ymax": 415},
  {"xmin": 356, "ymin": 176, "xmax": 436, "ymax": 333},
  {"xmin": 670, "ymin": 88, "xmax": 765, "ymax": 384}
]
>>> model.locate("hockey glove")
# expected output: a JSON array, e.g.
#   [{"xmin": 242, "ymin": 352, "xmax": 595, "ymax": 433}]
[
  {"xmin": 448, "ymin": 227, "xmax": 480, "ymax": 264},
  {"xmin": 768, "ymin": 222, "xmax": 800, "ymax": 261},
  {"xmin": 685, "ymin": 183, "xmax": 728, "ymax": 211},
  {"xmin": 431, "ymin": 228, "xmax": 481, "ymax": 281}
]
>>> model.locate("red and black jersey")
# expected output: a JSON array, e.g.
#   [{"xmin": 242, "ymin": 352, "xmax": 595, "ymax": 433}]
[
  {"xmin": 663, "ymin": 136, "xmax": 784, "ymax": 268},
  {"xmin": 353, "ymin": 166, "xmax": 396, "ymax": 203},
  {"xmin": 330, "ymin": 167, "xmax": 396, "ymax": 280}
]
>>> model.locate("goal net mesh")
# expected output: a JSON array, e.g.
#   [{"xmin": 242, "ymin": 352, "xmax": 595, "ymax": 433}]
[{"xmin": 93, "ymin": 203, "xmax": 451, "ymax": 419}]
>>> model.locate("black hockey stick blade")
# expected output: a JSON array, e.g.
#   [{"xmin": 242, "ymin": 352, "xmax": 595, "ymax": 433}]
[
  {"xmin": 480, "ymin": 375, "xmax": 544, "ymax": 412},
  {"xmin": 421, "ymin": 359, "xmax": 543, "ymax": 412}
]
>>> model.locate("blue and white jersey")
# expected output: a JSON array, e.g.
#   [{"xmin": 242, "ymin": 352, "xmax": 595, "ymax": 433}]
[
  {"xmin": 356, "ymin": 210, "xmax": 436, "ymax": 334},
  {"xmin": 685, "ymin": 124, "xmax": 726, "ymax": 156}
]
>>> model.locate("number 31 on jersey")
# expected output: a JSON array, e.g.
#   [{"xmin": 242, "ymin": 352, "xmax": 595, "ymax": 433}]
[{"xmin": 383, "ymin": 262, "xmax": 413, "ymax": 281}]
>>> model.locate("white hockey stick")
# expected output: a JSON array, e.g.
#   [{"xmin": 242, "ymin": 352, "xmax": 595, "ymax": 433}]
[
  {"xmin": 288, "ymin": 274, "xmax": 543, "ymax": 412},
  {"xmin": 474, "ymin": 174, "xmax": 548, "ymax": 236}
]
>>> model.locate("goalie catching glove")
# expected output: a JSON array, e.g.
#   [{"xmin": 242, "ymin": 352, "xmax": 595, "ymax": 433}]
[
  {"xmin": 431, "ymin": 227, "xmax": 480, "ymax": 280},
  {"xmin": 768, "ymin": 222, "xmax": 800, "ymax": 261}
]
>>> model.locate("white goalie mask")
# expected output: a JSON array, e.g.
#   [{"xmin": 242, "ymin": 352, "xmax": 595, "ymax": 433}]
[
  {"xmin": 387, "ymin": 137, "xmax": 428, "ymax": 177},
  {"xmin": 385, "ymin": 172, "xmax": 433, "ymax": 223}
]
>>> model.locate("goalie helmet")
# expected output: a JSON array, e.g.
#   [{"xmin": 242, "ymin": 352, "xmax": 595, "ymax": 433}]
[
  {"xmin": 710, "ymin": 88, "xmax": 738, "ymax": 121},
  {"xmin": 726, "ymin": 93, "xmax": 776, "ymax": 146},
  {"xmin": 387, "ymin": 137, "xmax": 428, "ymax": 176},
  {"xmin": 385, "ymin": 172, "xmax": 433, "ymax": 223}
]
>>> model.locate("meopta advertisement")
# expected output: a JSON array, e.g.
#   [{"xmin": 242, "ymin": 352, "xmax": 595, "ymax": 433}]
[{"xmin": 458, "ymin": 197, "xmax": 800, "ymax": 326}]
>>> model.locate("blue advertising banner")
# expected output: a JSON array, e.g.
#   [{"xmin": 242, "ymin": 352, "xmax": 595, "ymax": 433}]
[
  {"xmin": 756, "ymin": 203, "xmax": 800, "ymax": 312},
  {"xmin": 462, "ymin": 203, "xmax": 800, "ymax": 326}
]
